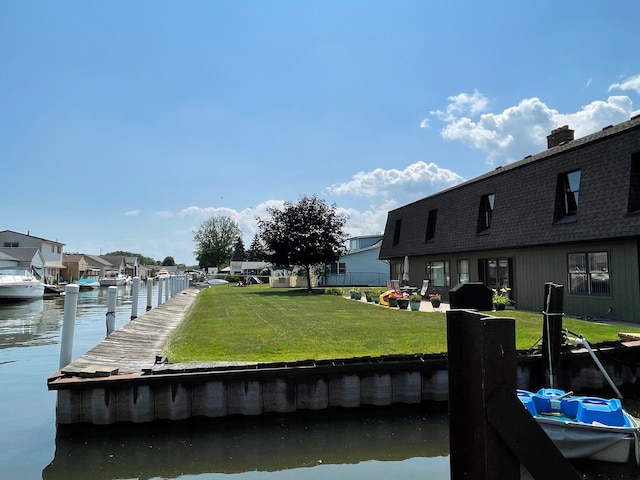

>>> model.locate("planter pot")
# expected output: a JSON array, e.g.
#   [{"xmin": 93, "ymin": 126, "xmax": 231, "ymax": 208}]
[
  {"xmin": 373, "ymin": 297, "xmax": 380, "ymax": 304},
  {"xmin": 365, "ymin": 295, "xmax": 373, "ymax": 302},
  {"xmin": 430, "ymin": 300, "xmax": 441, "ymax": 309},
  {"xmin": 494, "ymin": 303, "xmax": 506, "ymax": 310},
  {"xmin": 388, "ymin": 298, "xmax": 398, "ymax": 308},
  {"xmin": 410, "ymin": 301, "xmax": 421, "ymax": 311},
  {"xmin": 397, "ymin": 298, "xmax": 409, "ymax": 310},
  {"xmin": 353, "ymin": 292, "xmax": 362, "ymax": 300}
]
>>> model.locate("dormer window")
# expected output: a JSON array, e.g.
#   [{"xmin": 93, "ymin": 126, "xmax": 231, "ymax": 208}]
[
  {"xmin": 555, "ymin": 170, "xmax": 581, "ymax": 222},
  {"xmin": 476, "ymin": 194, "xmax": 495, "ymax": 234},
  {"xmin": 628, "ymin": 152, "xmax": 640, "ymax": 213},
  {"xmin": 392, "ymin": 219, "xmax": 402, "ymax": 246},
  {"xmin": 425, "ymin": 209, "xmax": 437, "ymax": 241}
]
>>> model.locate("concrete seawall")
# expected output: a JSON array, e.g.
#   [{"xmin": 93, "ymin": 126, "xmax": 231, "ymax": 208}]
[{"xmin": 47, "ymin": 287, "xmax": 640, "ymax": 425}]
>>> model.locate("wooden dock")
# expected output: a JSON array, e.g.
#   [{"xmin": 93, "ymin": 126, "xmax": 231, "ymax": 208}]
[{"xmin": 52, "ymin": 288, "xmax": 201, "ymax": 377}]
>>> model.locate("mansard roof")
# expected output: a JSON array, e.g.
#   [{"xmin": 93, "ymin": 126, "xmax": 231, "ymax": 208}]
[{"xmin": 379, "ymin": 115, "xmax": 640, "ymax": 260}]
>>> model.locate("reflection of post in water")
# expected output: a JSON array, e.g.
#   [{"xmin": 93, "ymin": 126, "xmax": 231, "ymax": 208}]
[{"xmin": 43, "ymin": 407, "xmax": 449, "ymax": 479}]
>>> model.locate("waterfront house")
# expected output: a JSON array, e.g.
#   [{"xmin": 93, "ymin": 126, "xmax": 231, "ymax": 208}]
[
  {"xmin": 0, "ymin": 247, "xmax": 45, "ymax": 276},
  {"xmin": 379, "ymin": 115, "xmax": 640, "ymax": 322},
  {"xmin": 0, "ymin": 230, "xmax": 65, "ymax": 283},
  {"xmin": 322, "ymin": 235, "xmax": 390, "ymax": 287}
]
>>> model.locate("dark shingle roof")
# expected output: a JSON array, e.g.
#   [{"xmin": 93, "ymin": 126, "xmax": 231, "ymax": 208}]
[{"xmin": 379, "ymin": 115, "xmax": 640, "ymax": 259}]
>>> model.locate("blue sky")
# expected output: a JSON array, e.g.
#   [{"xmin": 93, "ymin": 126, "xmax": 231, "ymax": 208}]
[{"xmin": 2, "ymin": 1, "xmax": 640, "ymax": 265}]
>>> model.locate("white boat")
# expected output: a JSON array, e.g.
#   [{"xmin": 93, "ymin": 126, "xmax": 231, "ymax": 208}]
[
  {"xmin": 75, "ymin": 275, "xmax": 101, "ymax": 291},
  {"xmin": 156, "ymin": 269, "xmax": 170, "ymax": 280},
  {"xmin": 518, "ymin": 388, "xmax": 640, "ymax": 464},
  {"xmin": 99, "ymin": 270, "xmax": 128, "ymax": 287},
  {"xmin": 0, "ymin": 269, "xmax": 45, "ymax": 300}
]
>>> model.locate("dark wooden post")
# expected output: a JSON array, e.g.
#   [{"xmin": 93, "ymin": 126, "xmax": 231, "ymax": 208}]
[
  {"xmin": 541, "ymin": 282, "xmax": 564, "ymax": 388},
  {"xmin": 447, "ymin": 309, "xmax": 580, "ymax": 480},
  {"xmin": 447, "ymin": 310, "xmax": 519, "ymax": 479}
]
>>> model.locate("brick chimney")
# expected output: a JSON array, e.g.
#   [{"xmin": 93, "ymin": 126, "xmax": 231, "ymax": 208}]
[{"xmin": 547, "ymin": 125, "xmax": 574, "ymax": 148}]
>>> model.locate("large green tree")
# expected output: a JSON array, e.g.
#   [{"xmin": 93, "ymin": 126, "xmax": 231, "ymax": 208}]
[
  {"xmin": 257, "ymin": 195, "xmax": 348, "ymax": 291},
  {"xmin": 231, "ymin": 236, "xmax": 246, "ymax": 261},
  {"xmin": 246, "ymin": 234, "xmax": 267, "ymax": 261},
  {"xmin": 193, "ymin": 216, "xmax": 242, "ymax": 269}
]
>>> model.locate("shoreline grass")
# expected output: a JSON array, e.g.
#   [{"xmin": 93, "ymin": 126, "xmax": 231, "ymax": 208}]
[{"xmin": 163, "ymin": 284, "xmax": 640, "ymax": 363}]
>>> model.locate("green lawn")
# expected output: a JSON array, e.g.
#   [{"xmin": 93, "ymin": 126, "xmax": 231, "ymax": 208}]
[{"xmin": 163, "ymin": 284, "xmax": 640, "ymax": 363}]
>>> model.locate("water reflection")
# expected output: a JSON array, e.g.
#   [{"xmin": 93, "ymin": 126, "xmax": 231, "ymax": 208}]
[
  {"xmin": 0, "ymin": 299, "xmax": 60, "ymax": 349},
  {"xmin": 43, "ymin": 406, "xmax": 450, "ymax": 480}
]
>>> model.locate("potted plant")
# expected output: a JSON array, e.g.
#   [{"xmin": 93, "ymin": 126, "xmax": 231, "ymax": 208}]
[
  {"xmin": 493, "ymin": 287, "xmax": 513, "ymax": 310},
  {"xmin": 428, "ymin": 293, "xmax": 441, "ymax": 308},
  {"xmin": 387, "ymin": 290, "xmax": 398, "ymax": 308},
  {"xmin": 409, "ymin": 293, "xmax": 422, "ymax": 311},
  {"xmin": 397, "ymin": 294, "xmax": 410, "ymax": 310},
  {"xmin": 364, "ymin": 290, "xmax": 373, "ymax": 302},
  {"xmin": 349, "ymin": 288, "xmax": 362, "ymax": 300},
  {"xmin": 371, "ymin": 288, "xmax": 384, "ymax": 304}
]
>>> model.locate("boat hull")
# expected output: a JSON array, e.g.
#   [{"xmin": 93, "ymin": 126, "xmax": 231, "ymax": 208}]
[
  {"xmin": 0, "ymin": 270, "xmax": 45, "ymax": 300},
  {"xmin": 518, "ymin": 388, "xmax": 640, "ymax": 464},
  {"xmin": 536, "ymin": 415, "xmax": 637, "ymax": 463},
  {"xmin": 99, "ymin": 278, "xmax": 127, "ymax": 287}
]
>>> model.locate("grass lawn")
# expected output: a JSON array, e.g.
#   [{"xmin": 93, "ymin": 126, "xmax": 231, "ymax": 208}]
[{"xmin": 163, "ymin": 283, "xmax": 640, "ymax": 363}]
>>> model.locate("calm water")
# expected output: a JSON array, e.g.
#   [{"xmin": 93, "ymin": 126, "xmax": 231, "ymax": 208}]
[{"xmin": 1, "ymin": 285, "xmax": 639, "ymax": 479}]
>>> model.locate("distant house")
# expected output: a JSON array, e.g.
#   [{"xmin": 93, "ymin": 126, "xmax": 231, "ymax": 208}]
[
  {"xmin": 379, "ymin": 115, "xmax": 640, "ymax": 322},
  {"xmin": 229, "ymin": 261, "xmax": 271, "ymax": 276},
  {"xmin": 0, "ymin": 247, "xmax": 45, "ymax": 277},
  {"xmin": 323, "ymin": 235, "xmax": 389, "ymax": 287},
  {"xmin": 0, "ymin": 230, "xmax": 65, "ymax": 283},
  {"xmin": 62, "ymin": 253, "xmax": 108, "ymax": 282}
]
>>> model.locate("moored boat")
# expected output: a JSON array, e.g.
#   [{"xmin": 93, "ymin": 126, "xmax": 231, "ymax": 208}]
[
  {"xmin": 76, "ymin": 275, "xmax": 101, "ymax": 290},
  {"xmin": 518, "ymin": 388, "xmax": 640, "ymax": 464},
  {"xmin": 99, "ymin": 270, "xmax": 128, "ymax": 287},
  {"xmin": 0, "ymin": 269, "xmax": 45, "ymax": 300}
]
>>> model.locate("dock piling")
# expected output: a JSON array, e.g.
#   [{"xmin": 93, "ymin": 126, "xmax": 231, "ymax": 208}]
[
  {"xmin": 59, "ymin": 284, "xmax": 79, "ymax": 369},
  {"xmin": 146, "ymin": 278, "xmax": 153, "ymax": 311},
  {"xmin": 131, "ymin": 277, "xmax": 140, "ymax": 320},
  {"xmin": 106, "ymin": 286, "xmax": 117, "ymax": 336}
]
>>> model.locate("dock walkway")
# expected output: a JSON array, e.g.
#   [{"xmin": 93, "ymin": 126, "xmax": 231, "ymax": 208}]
[{"xmin": 58, "ymin": 288, "xmax": 200, "ymax": 377}]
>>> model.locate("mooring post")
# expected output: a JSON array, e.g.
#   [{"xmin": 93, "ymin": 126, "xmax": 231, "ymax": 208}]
[
  {"xmin": 542, "ymin": 282, "xmax": 564, "ymax": 388},
  {"xmin": 106, "ymin": 286, "xmax": 117, "ymax": 336},
  {"xmin": 130, "ymin": 276, "xmax": 140, "ymax": 320},
  {"xmin": 447, "ymin": 309, "xmax": 580, "ymax": 480},
  {"xmin": 164, "ymin": 276, "xmax": 170, "ymax": 302},
  {"xmin": 146, "ymin": 277, "xmax": 153, "ymax": 311},
  {"xmin": 157, "ymin": 277, "xmax": 163, "ymax": 306},
  {"xmin": 59, "ymin": 283, "xmax": 79, "ymax": 369}
]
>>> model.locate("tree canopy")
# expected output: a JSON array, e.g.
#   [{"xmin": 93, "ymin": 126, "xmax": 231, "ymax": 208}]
[
  {"xmin": 231, "ymin": 237, "xmax": 246, "ymax": 261},
  {"xmin": 161, "ymin": 256, "xmax": 176, "ymax": 266},
  {"xmin": 193, "ymin": 216, "xmax": 242, "ymax": 269},
  {"xmin": 257, "ymin": 195, "xmax": 348, "ymax": 291}
]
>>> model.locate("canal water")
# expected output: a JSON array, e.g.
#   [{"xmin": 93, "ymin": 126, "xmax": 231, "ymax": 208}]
[{"xmin": 1, "ymin": 284, "xmax": 639, "ymax": 479}]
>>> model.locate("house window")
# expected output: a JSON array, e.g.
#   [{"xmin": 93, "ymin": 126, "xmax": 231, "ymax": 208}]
[
  {"xmin": 427, "ymin": 260, "xmax": 450, "ymax": 287},
  {"xmin": 425, "ymin": 209, "xmax": 437, "ymax": 241},
  {"xmin": 568, "ymin": 252, "xmax": 610, "ymax": 295},
  {"xmin": 479, "ymin": 258, "xmax": 512, "ymax": 290},
  {"xmin": 555, "ymin": 170, "xmax": 581, "ymax": 221},
  {"xmin": 392, "ymin": 219, "xmax": 402, "ymax": 246},
  {"xmin": 476, "ymin": 194, "xmax": 495, "ymax": 233},
  {"xmin": 458, "ymin": 259, "xmax": 469, "ymax": 283},
  {"xmin": 628, "ymin": 152, "xmax": 640, "ymax": 213},
  {"xmin": 330, "ymin": 262, "xmax": 346, "ymax": 275},
  {"xmin": 3, "ymin": 242, "xmax": 18, "ymax": 247}
]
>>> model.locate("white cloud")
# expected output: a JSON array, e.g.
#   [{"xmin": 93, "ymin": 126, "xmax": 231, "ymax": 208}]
[
  {"xmin": 124, "ymin": 210, "xmax": 140, "ymax": 216},
  {"xmin": 608, "ymin": 74, "xmax": 640, "ymax": 94},
  {"xmin": 325, "ymin": 161, "xmax": 463, "ymax": 198},
  {"xmin": 155, "ymin": 211, "xmax": 173, "ymax": 218},
  {"xmin": 431, "ymin": 92, "xmax": 636, "ymax": 164}
]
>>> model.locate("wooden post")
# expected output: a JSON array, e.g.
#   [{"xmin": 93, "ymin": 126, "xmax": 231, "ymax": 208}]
[
  {"xmin": 106, "ymin": 286, "xmax": 117, "ymax": 336},
  {"xmin": 59, "ymin": 283, "xmax": 79, "ymax": 369},
  {"xmin": 146, "ymin": 277, "xmax": 153, "ymax": 311},
  {"xmin": 447, "ymin": 309, "xmax": 580, "ymax": 480},
  {"xmin": 157, "ymin": 277, "xmax": 163, "ymax": 306},
  {"xmin": 131, "ymin": 276, "xmax": 140, "ymax": 320},
  {"xmin": 541, "ymin": 282, "xmax": 564, "ymax": 388},
  {"xmin": 447, "ymin": 310, "xmax": 520, "ymax": 479}
]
